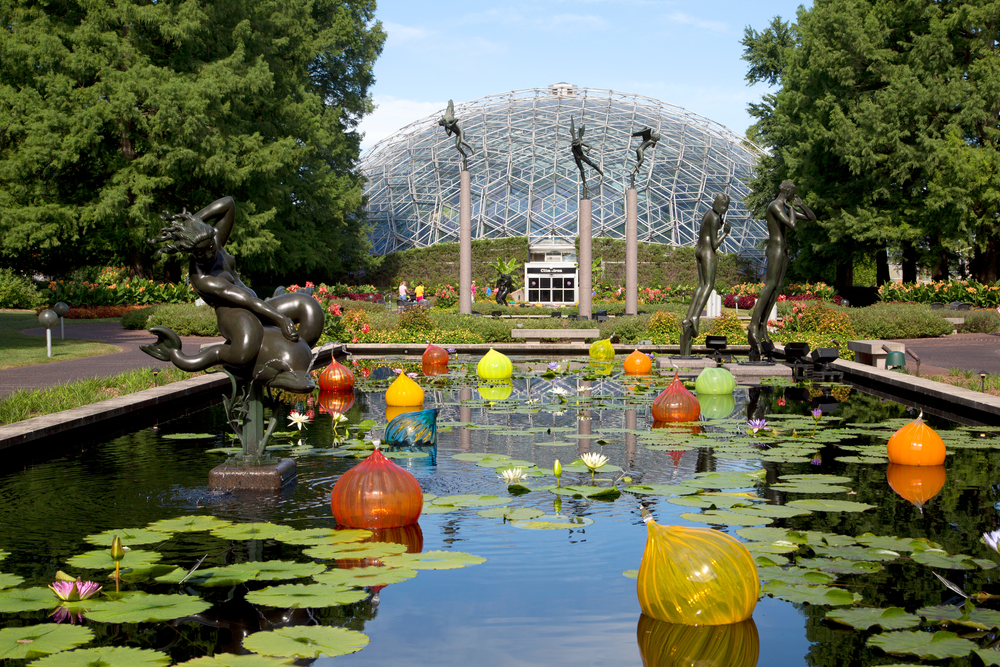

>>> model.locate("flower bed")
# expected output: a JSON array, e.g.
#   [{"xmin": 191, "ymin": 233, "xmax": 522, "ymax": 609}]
[{"xmin": 878, "ymin": 279, "xmax": 1000, "ymax": 307}]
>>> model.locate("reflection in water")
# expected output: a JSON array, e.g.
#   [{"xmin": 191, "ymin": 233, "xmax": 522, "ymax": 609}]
[
  {"xmin": 636, "ymin": 614, "xmax": 759, "ymax": 667},
  {"xmin": 887, "ymin": 463, "xmax": 946, "ymax": 510}
]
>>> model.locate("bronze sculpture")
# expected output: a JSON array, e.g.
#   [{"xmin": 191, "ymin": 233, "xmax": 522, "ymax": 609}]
[
  {"xmin": 629, "ymin": 126, "xmax": 660, "ymax": 189},
  {"xmin": 748, "ymin": 181, "xmax": 816, "ymax": 362},
  {"xmin": 141, "ymin": 197, "xmax": 325, "ymax": 462},
  {"xmin": 439, "ymin": 100, "xmax": 474, "ymax": 171},
  {"xmin": 679, "ymin": 193, "xmax": 731, "ymax": 356},
  {"xmin": 569, "ymin": 117, "xmax": 603, "ymax": 200}
]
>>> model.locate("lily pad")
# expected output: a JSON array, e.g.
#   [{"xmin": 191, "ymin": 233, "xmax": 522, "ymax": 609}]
[
  {"xmin": 272, "ymin": 528, "xmax": 372, "ymax": 546},
  {"xmin": 795, "ymin": 558, "xmax": 884, "ymax": 575},
  {"xmin": 210, "ymin": 523, "xmax": 288, "ymax": 541},
  {"xmin": 826, "ymin": 607, "xmax": 922, "ymax": 631},
  {"xmin": 303, "ymin": 542, "xmax": 409, "ymax": 560},
  {"xmin": 381, "ymin": 551, "xmax": 487, "ymax": 570},
  {"xmin": 0, "ymin": 624, "xmax": 94, "ymax": 660},
  {"xmin": 623, "ymin": 569, "xmax": 638, "ymax": 579},
  {"xmin": 551, "ymin": 485, "xmax": 621, "ymax": 500},
  {"xmin": 624, "ymin": 484, "xmax": 699, "ymax": 496},
  {"xmin": 313, "ymin": 566, "xmax": 417, "ymax": 587},
  {"xmin": 758, "ymin": 566, "xmax": 834, "ymax": 586},
  {"xmin": 763, "ymin": 583, "xmax": 861, "ymax": 606},
  {"xmin": 147, "ymin": 516, "xmax": 233, "ymax": 533},
  {"xmin": 867, "ymin": 630, "xmax": 975, "ymax": 660},
  {"xmin": 778, "ymin": 474, "xmax": 853, "ymax": 484},
  {"xmin": 684, "ymin": 472, "xmax": 760, "ymax": 489},
  {"xmin": 83, "ymin": 528, "xmax": 167, "ymax": 547},
  {"xmin": 243, "ymin": 626, "xmax": 369, "ymax": 658},
  {"xmin": 680, "ymin": 511, "xmax": 773, "ymax": 526},
  {"xmin": 975, "ymin": 649, "xmax": 1000, "ymax": 666},
  {"xmin": 421, "ymin": 503, "xmax": 460, "ymax": 514},
  {"xmin": 0, "ymin": 587, "xmax": 58, "ymax": 612},
  {"xmin": 917, "ymin": 604, "xmax": 1000, "ymax": 630},
  {"xmin": 245, "ymin": 583, "xmax": 368, "ymax": 608},
  {"xmin": 477, "ymin": 507, "xmax": 546, "ymax": 521},
  {"xmin": 451, "ymin": 453, "xmax": 505, "ymax": 461},
  {"xmin": 161, "ymin": 433, "xmax": 216, "ymax": 439},
  {"xmin": 85, "ymin": 592, "xmax": 212, "ymax": 623},
  {"xmin": 159, "ymin": 561, "xmax": 326, "ymax": 587},
  {"xmin": 66, "ymin": 549, "xmax": 162, "ymax": 570},
  {"xmin": 0, "ymin": 573, "xmax": 24, "ymax": 589},
  {"xmin": 510, "ymin": 515, "xmax": 596, "ymax": 530},
  {"xmin": 911, "ymin": 550, "xmax": 986, "ymax": 570},
  {"xmin": 812, "ymin": 546, "xmax": 901, "ymax": 562},
  {"xmin": 29, "ymin": 647, "xmax": 171, "ymax": 667},
  {"xmin": 175, "ymin": 655, "xmax": 295, "ymax": 667},
  {"xmin": 730, "ymin": 504, "xmax": 811, "ymax": 519},
  {"xmin": 855, "ymin": 534, "xmax": 937, "ymax": 552},
  {"xmin": 786, "ymin": 499, "xmax": 876, "ymax": 513}
]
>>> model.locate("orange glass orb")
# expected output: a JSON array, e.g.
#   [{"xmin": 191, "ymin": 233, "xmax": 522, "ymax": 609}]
[
  {"xmin": 623, "ymin": 350, "xmax": 653, "ymax": 375},
  {"xmin": 317, "ymin": 390, "xmax": 355, "ymax": 415},
  {"xmin": 386, "ymin": 405, "xmax": 421, "ymax": 423},
  {"xmin": 317, "ymin": 360, "xmax": 355, "ymax": 391},
  {"xmin": 887, "ymin": 414, "xmax": 946, "ymax": 466},
  {"xmin": 422, "ymin": 362, "xmax": 448, "ymax": 377},
  {"xmin": 335, "ymin": 524, "xmax": 424, "ymax": 571},
  {"xmin": 651, "ymin": 372, "xmax": 700, "ymax": 422},
  {"xmin": 422, "ymin": 344, "xmax": 449, "ymax": 366},
  {"xmin": 637, "ymin": 615, "xmax": 759, "ymax": 667},
  {"xmin": 887, "ymin": 464, "xmax": 946, "ymax": 509},
  {"xmin": 330, "ymin": 447, "xmax": 423, "ymax": 529},
  {"xmin": 385, "ymin": 373, "xmax": 425, "ymax": 406}
]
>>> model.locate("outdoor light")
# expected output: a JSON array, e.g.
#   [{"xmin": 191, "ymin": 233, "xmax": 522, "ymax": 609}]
[
  {"xmin": 760, "ymin": 341, "xmax": 776, "ymax": 362},
  {"xmin": 982, "ymin": 372, "xmax": 987, "ymax": 393},
  {"xmin": 783, "ymin": 342, "xmax": 810, "ymax": 362},
  {"xmin": 705, "ymin": 336, "xmax": 728, "ymax": 352},
  {"xmin": 810, "ymin": 348, "xmax": 839, "ymax": 365}
]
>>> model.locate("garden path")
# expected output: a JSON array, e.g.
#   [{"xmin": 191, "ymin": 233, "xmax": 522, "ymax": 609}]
[
  {"xmin": 888, "ymin": 333, "xmax": 1000, "ymax": 377},
  {"xmin": 1, "ymin": 323, "xmax": 223, "ymax": 398}
]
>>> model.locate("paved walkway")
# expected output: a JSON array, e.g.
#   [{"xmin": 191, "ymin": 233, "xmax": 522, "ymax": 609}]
[
  {"xmin": 0, "ymin": 323, "xmax": 223, "ymax": 398},
  {"xmin": 889, "ymin": 333, "xmax": 1000, "ymax": 377}
]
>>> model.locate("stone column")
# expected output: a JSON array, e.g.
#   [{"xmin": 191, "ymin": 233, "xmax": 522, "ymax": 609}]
[
  {"xmin": 578, "ymin": 198, "xmax": 592, "ymax": 320},
  {"xmin": 459, "ymin": 170, "xmax": 472, "ymax": 315},
  {"xmin": 625, "ymin": 408, "xmax": 637, "ymax": 468},
  {"xmin": 459, "ymin": 387, "xmax": 472, "ymax": 451},
  {"xmin": 625, "ymin": 188, "xmax": 638, "ymax": 316}
]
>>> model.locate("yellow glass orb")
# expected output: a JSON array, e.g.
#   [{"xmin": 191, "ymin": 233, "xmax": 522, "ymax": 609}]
[
  {"xmin": 477, "ymin": 348, "xmax": 513, "ymax": 380},
  {"xmin": 385, "ymin": 373, "xmax": 425, "ymax": 407},
  {"xmin": 637, "ymin": 519, "xmax": 758, "ymax": 625},
  {"xmin": 386, "ymin": 405, "xmax": 422, "ymax": 423},
  {"xmin": 589, "ymin": 338, "xmax": 615, "ymax": 361}
]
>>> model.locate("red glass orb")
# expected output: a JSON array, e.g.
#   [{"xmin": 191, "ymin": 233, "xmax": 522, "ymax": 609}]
[
  {"xmin": 422, "ymin": 362, "xmax": 449, "ymax": 377},
  {"xmin": 318, "ymin": 360, "xmax": 355, "ymax": 391},
  {"xmin": 317, "ymin": 390, "xmax": 355, "ymax": 415},
  {"xmin": 422, "ymin": 344, "xmax": 449, "ymax": 366},
  {"xmin": 330, "ymin": 448, "xmax": 423, "ymax": 529},
  {"xmin": 651, "ymin": 373, "xmax": 700, "ymax": 422}
]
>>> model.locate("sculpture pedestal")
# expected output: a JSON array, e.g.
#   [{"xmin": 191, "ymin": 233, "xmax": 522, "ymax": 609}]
[
  {"xmin": 625, "ymin": 189, "xmax": 638, "ymax": 316},
  {"xmin": 578, "ymin": 198, "xmax": 592, "ymax": 320},
  {"xmin": 209, "ymin": 458, "xmax": 297, "ymax": 491},
  {"xmin": 459, "ymin": 170, "xmax": 472, "ymax": 315}
]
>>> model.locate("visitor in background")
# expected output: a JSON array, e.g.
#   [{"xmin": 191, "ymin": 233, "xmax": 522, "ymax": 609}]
[
  {"xmin": 485, "ymin": 285, "xmax": 492, "ymax": 298},
  {"xmin": 471, "ymin": 280, "xmax": 476, "ymax": 303},
  {"xmin": 415, "ymin": 284, "xmax": 424, "ymax": 301},
  {"xmin": 398, "ymin": 280, "xmax": 409, "ymax": 301}
]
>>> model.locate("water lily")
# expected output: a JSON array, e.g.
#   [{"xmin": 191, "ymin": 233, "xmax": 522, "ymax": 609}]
[
  {"xmin": 984, "ymin": 529, "xmax": 1000, "ymax": 553},
  {"xmin": 288, "ymin": 411, "xmax": 310, "ymax": 431},
  {"xmin": 111, "ymin": 535, "xmax": 125, "ymax": 592},
  {"xmin": 549, "ymin": 387, "xmax": 569, "ymax": 401},
  {"xmin": 580, "ymin": 452, "xmax": 609, "ymax": 485},
  {"xmin": 748, "ymin": 418, "xmax": 769, "ymax": 435},
  {"xmin": 446, "ymin": 348, "xmax": 457, "ymax": 354},
  {"xmin": 407, "ymin": 372, "xmax": 418, "ymax": 378},
  {"xmin": 547, "ymin": 362, "xmax": 560, "ymax": 371},
  {"xmin": 811, "ymin": 454, "xmax": 822, "ymax": 466},
  {"xmin": 811, "ymin": 407, "xmax": 823, "ymax": 436},
  {"xmin": 50, "ymin": 606, "xmax": 86, "ymax": 625},
  {"xmin": 553, "ymin": 459, "xmax": 562, "ymax": 486},
  {"xmin": 498, "ymin": 468, "xmax": 527, "ymax": 484},
  {"xmin": 50, "ymin": 580, "xmax": 102, "ymax": 602}
]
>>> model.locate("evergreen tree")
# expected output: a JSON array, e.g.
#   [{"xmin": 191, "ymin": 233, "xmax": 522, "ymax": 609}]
[
  {"xmin": 742, "ymin": 0, "xmax": 1000, "ymax": 286},
  {"xmin": 0, "ymin": 0, "xmax": 384, "ymax": 281}
]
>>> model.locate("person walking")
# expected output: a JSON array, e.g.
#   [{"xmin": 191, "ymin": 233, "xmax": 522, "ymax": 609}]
[
  {"xmin": 415, "ymin": 284, "xmax": 424, "ymax": 302},
  {"xmin": 398, "ymin": 280, "xmax": 409, "ymax": 302}
]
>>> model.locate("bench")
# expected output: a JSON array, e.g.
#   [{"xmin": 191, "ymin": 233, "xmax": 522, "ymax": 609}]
[
  {"xmin": 847, "ymin": 340, "xmax": 905, "ymax": 369},
  {"xmin": 511, "ymin": 328, "xmax": 600, "ymax": 344}
]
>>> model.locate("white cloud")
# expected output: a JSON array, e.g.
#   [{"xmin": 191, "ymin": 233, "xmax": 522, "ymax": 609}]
[
  {"xmin": 358, "ymin": 96, "xmax": 447, "ymax": 152},
  {"xmin": 665, "ymin": 12, "xmax": 728, "ymax": 32},
  {"xmin": 545, "ymin": 13, "xmax": 610, "ymax": 30},
  {"xmin": 383, "ymin": 21, "xmax": 433, "ymax": 43}
]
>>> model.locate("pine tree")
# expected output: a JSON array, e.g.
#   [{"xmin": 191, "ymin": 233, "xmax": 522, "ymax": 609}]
[{"xmin": 0, "ymin": 0, "xmax": 384, "ymax": 280}]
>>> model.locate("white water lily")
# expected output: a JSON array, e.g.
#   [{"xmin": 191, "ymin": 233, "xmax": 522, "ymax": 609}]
[
  {"xmin": 498, "ymin": 468, "xmax": 528, "ymax": 484},
  {"xmin": 288, "ymin": 411, "xmax": 311, "ymax": 431},
  {"xmin": 984, "ymin": 529, "xmax": 1000, "ymax": 553},
  {"xmin": 580, "ymin": 452, "xmax": 609, "ymax": 471},
  {"xmin": 329, "ymin": 412, "xmax": 348, "ymax": 424},
  {"xmin": 549, "ymin": 387, "xmax": 570, "ymax": 397}
]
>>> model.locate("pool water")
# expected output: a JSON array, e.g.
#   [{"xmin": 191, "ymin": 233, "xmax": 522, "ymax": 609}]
[{"xmin": 2, "ymin": 358, "xmax": 1000, "ymax": 666}]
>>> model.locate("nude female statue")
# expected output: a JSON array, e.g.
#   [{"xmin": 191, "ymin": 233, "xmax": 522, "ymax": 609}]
[
  {"xmin": 439, "ymin": 100, "xmax": 474, "ymax": 170},
  {"xmin": 141, "ymin": 197, "xmax": 324, "ymax": 392},
  {"xmin": 679, "ymin": 193, "xmax": 731, "ymax": 356},
  {"xmin": 748, "ymin": 181, "xmax": 816, "ymax": 362},
  {"xmin": 570, "ymin": 117, "xmax": 603, "ymax": 200}
]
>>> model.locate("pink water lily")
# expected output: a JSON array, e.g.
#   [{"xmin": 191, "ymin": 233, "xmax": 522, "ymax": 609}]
[{"xmin": 49, "ymin": 580, "xmax": 102, "ymax": 601}]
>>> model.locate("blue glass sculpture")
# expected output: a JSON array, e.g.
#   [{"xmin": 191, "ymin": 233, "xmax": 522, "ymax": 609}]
[{"xmin": 385, "ymin": 408, "xmax": 439, "ymax": 448}]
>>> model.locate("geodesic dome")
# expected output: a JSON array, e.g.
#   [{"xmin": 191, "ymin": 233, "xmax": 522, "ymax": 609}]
[{"xmin": 360, "ymin": 84, "xmax": 766, "ymax": 256}]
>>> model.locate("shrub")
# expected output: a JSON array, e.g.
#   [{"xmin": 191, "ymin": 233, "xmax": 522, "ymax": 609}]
[
  {"xmin": 143, "ymin": 303, "xmax": 219, "ymax": 336},
  {"xmin": 397, "ymin": 307, "xmax": 434, "ymax": 332},
  {"xmin": 42, "ymin": 277, "xmax": 195, "ymax": 307},
  {"xmin": 433, "ymin": 284, "xmax": 458, "ymax": 307},
  {"xmin": 961, "ymin": 310, "xmax": 1000, "ymax": 334},
  {"xmin": 847, "ymin": 303, "xmax": 952, "ymax": 339},
  {"xmin": 776, "ymin": 302, "xmax": 856, "ymax": 342},
  {"xmin": 0, "ymin": 269, "xmax": 44, "ymax": 309},
  {"xmin": 878, "ymin": 279, "xmax": 1000, "ymax": 307},
  {"xmin": 598, "ymin": 314, "xmax": 651, "ymax": 343},
  {"xmin": 56, "ymin": 305, "xmax": 146, "ymax": 319},
  {"xmin": 697, "ymin": 312, "xmax": 745, "ymax": 343},
  {"xmin": 121, "ymin": 306, "xmax": 161, "ymax": 330},
  {"xmin": 343, "ymin": 309, "xmax": 370, "ymax": 329},
  {"xmin": 647, "ymin": 311, "xmax": 681, "ymax": 344}
]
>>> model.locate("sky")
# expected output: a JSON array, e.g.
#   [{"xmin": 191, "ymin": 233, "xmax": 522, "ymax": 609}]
[{"xmin": 357, "ymin": 0, "xmax": 813, "ymax": 153}]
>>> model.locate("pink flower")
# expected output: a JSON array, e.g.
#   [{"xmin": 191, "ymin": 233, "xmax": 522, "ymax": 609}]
[
  {"xmin": 361, "ymin": 323, "xmax": 370, "ymax": 333},
  {"xmin": 50, "ymin": 580, "xmax": 102, "ymax": 601}
]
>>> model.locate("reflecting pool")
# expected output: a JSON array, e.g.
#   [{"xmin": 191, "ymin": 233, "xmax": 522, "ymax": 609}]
[{"xmin": 2, "ymin": 356, "xmax": 1000, "ymax": 666}]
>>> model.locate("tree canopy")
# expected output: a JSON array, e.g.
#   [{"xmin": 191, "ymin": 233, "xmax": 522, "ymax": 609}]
[
  {"xmin": 743, "ymin": 0, "xmax": 1000, "ymax": 286},
  {"xmin": 0, "ymin": 0, "xmax": 384, "ymax": 282}
]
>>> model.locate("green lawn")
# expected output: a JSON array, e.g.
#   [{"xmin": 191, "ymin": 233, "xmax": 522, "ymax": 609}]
[{"xmin": 0, "ymin": 310, "xmax": 122, "ymax": 369}]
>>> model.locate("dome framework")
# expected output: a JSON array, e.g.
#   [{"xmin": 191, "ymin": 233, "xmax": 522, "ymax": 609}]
[{"xmin": 361, "ymin": 85, "xmax": 766, "ymax": 257}]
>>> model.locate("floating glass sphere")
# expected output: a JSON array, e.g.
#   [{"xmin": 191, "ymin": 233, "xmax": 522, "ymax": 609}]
[
  {"xmin": 623, "ymin": 350, "xmax": 653, "ymax": 374},
  {"xmin": 330, "ymin": 447, "xmax": 423, "ymax": 529},
  {"xmin": 318, "ymin": 360, "xmax": 355, "ymax": 391},
  {"xmin": 385, "ymin": 373, "xmax": 425, "ymax": 406},
  {"xmin": 651, "ymin": 372, "xmax": 700, "ymax": 422},
  {"xmin": 317, "ymin": 390, "xmax": 355, "ymax": 415},
  {"xmin": 638, "ymin": 518, "xmax": 759, "ymax": 625},
  {"xmin": 636, "ymin": 615, "xmax": 759, "ymax": 667},
  {"xmin": 589, "ymin": 338, "xmax": 615, "ymax": 361},
  {"xmin": 422, "ymin": 362, "xmax": 449, "ymax": 377},
  {"xmin": 887, "ymin": 464, "xmax": 946, "ymax": 509},
  {"xmin": 887, "ymin": 414, "xmax": 946, "ymax": 466},
  {"xmin": 422, "ymin": 343, "xmax": 449, "ymax": 366},
  {"xmin": 694, "ymin": 367, "xmax": 736, "ymax": 395},
  {"xmin": 385, "ymin": 408, "xmax": 439, "ymax": 447},
  {"xmin": 477, "ymin": 348, "xmax": 513, "ymax": 380}
]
